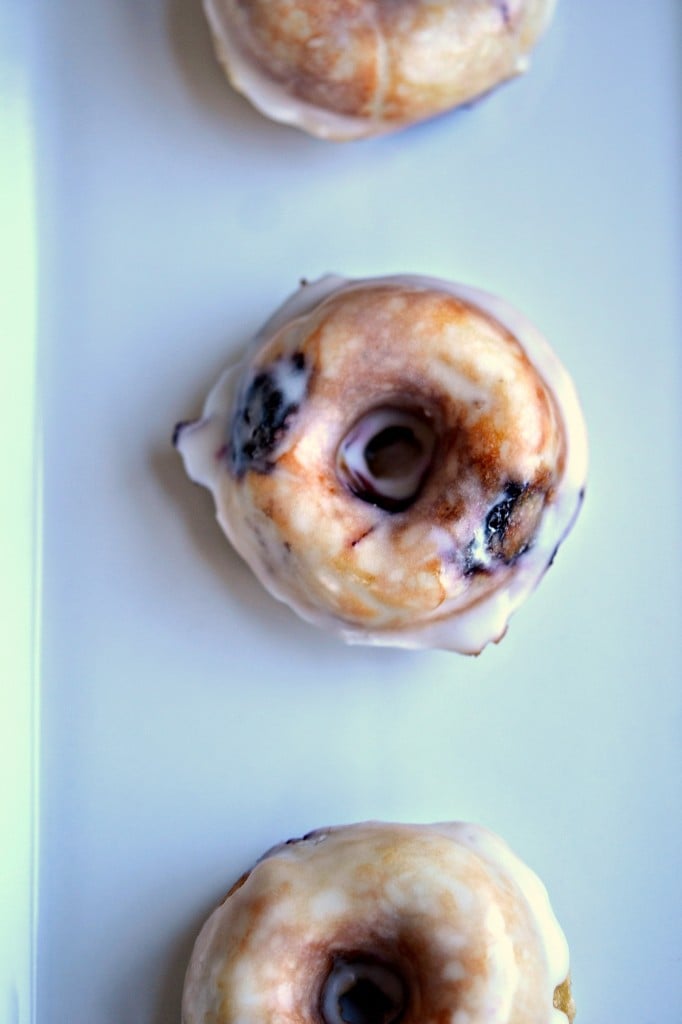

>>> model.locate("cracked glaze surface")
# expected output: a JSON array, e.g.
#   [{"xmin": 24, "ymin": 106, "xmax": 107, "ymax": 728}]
[
  {"xmin": 203, "ymin": 0, "xmax": 557, "ymax": 138},
  {"xmin": 175, "ymin": 274, "xmax": 587, "ymax": 654},
  {"xmin": 181, "ymin": 821, "xmax": 573, "ymax": 1024}
]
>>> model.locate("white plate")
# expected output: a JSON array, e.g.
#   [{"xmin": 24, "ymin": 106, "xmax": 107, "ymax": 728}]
[{"xmin": 3, "ymin": 1, "xmax": 681, "ymax": 1021}]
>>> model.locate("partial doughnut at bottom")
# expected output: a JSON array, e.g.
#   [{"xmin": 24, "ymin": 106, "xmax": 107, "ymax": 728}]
[
  {"xmin": 174, "ymin": 274, "xmax": 587, "ymax": 654},
  {"xmin": 182, "ymin": 821, "xmax": 575, "ymax": 1024}
]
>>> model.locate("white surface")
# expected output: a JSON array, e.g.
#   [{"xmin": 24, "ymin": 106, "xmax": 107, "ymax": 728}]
[
  {"xmin": 22, "ymin": 1, "xmax": 682, "ymax": 1022},
  {"xmin": 1, "ymin": 5, "xmax": 40, "ymax": 1024}
]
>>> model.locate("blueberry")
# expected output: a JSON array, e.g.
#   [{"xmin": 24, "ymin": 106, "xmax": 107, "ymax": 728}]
[
  {"xmin": 230, "ymin": 355, "xmax": 307, "ymax": 475},
  {"xmin": 464, "ymin": 481, "xmax": 529, "ymax": 575},
  {"xmin": 485, "ymin": 482, "xmax": 525, "ymax": 548}
]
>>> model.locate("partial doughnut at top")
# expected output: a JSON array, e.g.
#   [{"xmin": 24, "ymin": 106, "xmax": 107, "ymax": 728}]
[
  {"xmin": 174, "ymin": 274, "xmax": 587, "ymax": 654},
  {"xmin": 181, "ymin": 821, "xmax": 575, "ymax": 1024},
  {"xmin": 203, "ymin": 0, "xmax": 557, "ymax": 139}
]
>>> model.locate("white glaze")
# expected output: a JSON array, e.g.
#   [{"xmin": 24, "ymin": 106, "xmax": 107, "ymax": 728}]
[
  {"xmin": 182, "ymin": 821, "xmax": 572, "ymax": 1024},
  {"xmin": 175, "ymin": 274, "xmax": 588, "ymax": 654}
]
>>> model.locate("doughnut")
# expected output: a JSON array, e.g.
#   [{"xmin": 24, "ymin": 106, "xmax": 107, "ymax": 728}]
[
  {"xmin": 181, "ymin": 821, "xmax": 575, "ymax": 1024},
  {"xmin": 202, "ymin": 0, "xmax": 557, "ymax": 139},
  {"xmin": 174, "ymin": 274, "xmax": 587, "ymax": 654}
]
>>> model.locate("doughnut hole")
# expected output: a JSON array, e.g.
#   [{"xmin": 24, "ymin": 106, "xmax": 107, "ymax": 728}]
[
  {"xmin": 336, "ymin": 406, "xmax": 437, "ymax": 513},
  {"xmin": 313, "ymin": 919, "xmax": 479, "ymax": 1024},
  {"xmin": 321, "ymin": 957, "xmax": 407, "ymax": 1024}
]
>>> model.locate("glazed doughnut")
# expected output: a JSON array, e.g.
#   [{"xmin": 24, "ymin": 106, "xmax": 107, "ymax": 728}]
[
  {"xmin": 181, "ymin": 821, "xmax": 575, "ymax": 1024},
  {"xmin": 174, "ymin": 274, "xmax": 587, "ymax": 654},
  {"xmin": 202, "ymin": 0, "xmax": 557, "ymax": 139}
]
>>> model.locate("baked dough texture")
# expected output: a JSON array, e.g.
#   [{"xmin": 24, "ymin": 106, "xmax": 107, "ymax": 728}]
[
  {"xmin": 203, "ymin": 0, "xmax": 557, "ymax": 138},
  {"xmin": 174, "ymin": 274, "xmax": 587, "ymax": 654},
  {"xmin": 181, "ymin": 821, "xmax": 575, "ymax": 1024}
]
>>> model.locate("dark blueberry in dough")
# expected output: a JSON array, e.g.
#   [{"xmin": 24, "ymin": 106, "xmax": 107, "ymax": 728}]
[
  {"xmin": 172, "ymin": 420, "xmax": 192, "ymax": 448},
  {"xmin": 464, "ymin": 482, "xmax": 540, "ymax": 574},
  {"xmin": 230, "ymin": 356, "xmax": 306, "ymax": 476},
  {"xmin": 485, "ymin": 482, "xmax": 525, "ymax": 553}
]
